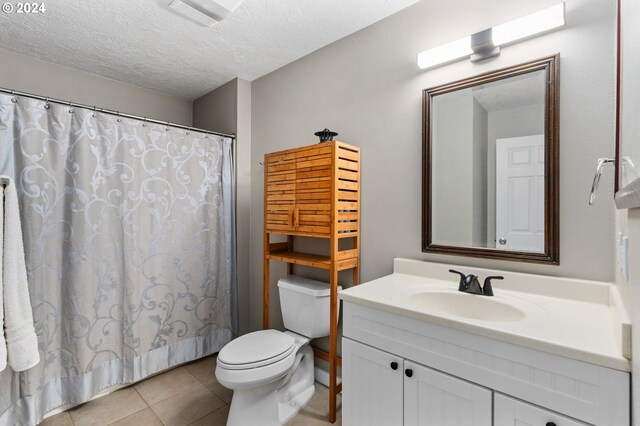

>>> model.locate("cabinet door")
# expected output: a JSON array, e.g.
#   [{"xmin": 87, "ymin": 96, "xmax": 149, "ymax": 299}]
[
  {"xmin": 494, "ymin": 394, "xmax": 589, "ymax": 426},
  {"xmin": 294, "ymin": 145, "xmax": 333, "ymax": 236},
  {"xmin": 265, "ymin": 151, "xmax": 296, "ymax": 233},
  {"xmin": 342, "ymin": 338, "xmax": 403, "ymax": 426},
  {"xmin": 404, "ymin": 361, "xmax": 492, "ymax": 426}
]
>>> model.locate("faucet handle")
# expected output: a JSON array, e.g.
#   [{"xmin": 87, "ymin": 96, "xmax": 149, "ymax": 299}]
[
  {"xmin": 449, "ymin": 269, "xmax": 467, "ymax": 291},
  {"xmin": 464, "ymin": 275, "xmax": 483, "ymax": 295},
  {"xmin": 482, "ymin": 276, "xmax": 503, "ymax": 296}
]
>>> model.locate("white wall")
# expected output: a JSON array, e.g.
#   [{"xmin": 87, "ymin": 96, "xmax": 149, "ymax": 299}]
[
  {"xmin": 0, "ymin": 47, "xmax": 192, "ymax": 125},
  {"xmin": 251, "ymin": 0, "xmax": 616, "ymax": 331}
]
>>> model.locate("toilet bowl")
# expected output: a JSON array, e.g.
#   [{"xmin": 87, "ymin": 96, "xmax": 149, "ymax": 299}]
[{"xmin": 215, "ymin": 276, "xmax": 340, "ymax": 426}]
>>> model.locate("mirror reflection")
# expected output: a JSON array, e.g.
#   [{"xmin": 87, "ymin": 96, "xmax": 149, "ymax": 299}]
[
  {"xmin": 431, "ymin": 69, "xmax": 545, "ymax": 252},
  {"xmin": 424, "ymin": 56, "xmax": 560, "ymax": 264}
]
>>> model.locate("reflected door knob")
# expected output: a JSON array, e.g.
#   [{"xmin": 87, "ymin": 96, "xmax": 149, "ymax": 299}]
[{"xmin": 499, "ymin": 238, "xmax": 507, "ymax": 245}]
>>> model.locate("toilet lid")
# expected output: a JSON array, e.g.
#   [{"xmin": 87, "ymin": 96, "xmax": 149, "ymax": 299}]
[{"xmin": 217, "ymin": 330, "xmax": 296, "ymax": 370}]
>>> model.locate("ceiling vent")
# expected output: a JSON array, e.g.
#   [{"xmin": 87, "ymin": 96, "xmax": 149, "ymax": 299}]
[{"xmin": 169, "ymin": 0, "xmax": 244, "ymax": 26}]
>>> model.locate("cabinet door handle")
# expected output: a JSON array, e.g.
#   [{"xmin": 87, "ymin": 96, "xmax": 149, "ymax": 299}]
[
  {"xmin": 405, "ymin": 368, "xmax": 413, "ymax": 378},
  {"xmin": 288, "ymin": 208, "xmax": 294, "ymax": 227},
  {"xmin": 294, "ymin": 207, "xmax": 299, "ymax": 227},
  {"xmin": 390, "ymin": 361, "xmax": 398, "ymax": 370}
]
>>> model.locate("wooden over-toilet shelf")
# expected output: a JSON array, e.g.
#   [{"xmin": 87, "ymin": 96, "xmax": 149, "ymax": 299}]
[{"xmin": 263, "ymin": 140, "xmax": 361, "ymax": 423}]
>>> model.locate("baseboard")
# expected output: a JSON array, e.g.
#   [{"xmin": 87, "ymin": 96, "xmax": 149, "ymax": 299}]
[{"xmin": 314, "ymin": 366, "xmax": 341, "ymax": 387}]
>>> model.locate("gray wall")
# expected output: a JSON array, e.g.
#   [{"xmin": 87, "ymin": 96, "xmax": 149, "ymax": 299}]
[
  {"xmin": 193, "ymin": 78, "xmax": 252, "ymax": 336},
  {"xmin": 0, "ymin": 47, "xmax": 192, "ymax": 125},
  {"xmin": 472, "ymin": 98, "xmax": 488, "ymax": 247},
  {"xmin": 193, "ymin": 79, "xmax": 238, "ymax": 134},
  {"xmin": 432, "ymin": 92, "xmax": 474, "ymax": 246},
  {"xmin": 251, "ymin": 0, "xmax": 616, "ymax": 332}
]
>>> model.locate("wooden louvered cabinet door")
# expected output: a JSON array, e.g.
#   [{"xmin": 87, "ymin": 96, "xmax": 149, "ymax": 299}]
[
  {"xmin": 294, "ymin": 144, "xmax": 333, "ymax": 236},
  {"xmin": 265, "ymin": 151, "xmax": 296, "ymax": 234},
  {"xmin": 265, "ymin": 142, "xmax": 361, "ymax": 238}
]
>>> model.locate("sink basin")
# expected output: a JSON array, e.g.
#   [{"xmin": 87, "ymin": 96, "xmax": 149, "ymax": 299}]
[{"xmin": 409, "ymin": 291, "xmax": 527, "ymax": 322}]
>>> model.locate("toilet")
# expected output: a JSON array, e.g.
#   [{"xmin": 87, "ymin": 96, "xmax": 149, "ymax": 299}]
[{"xmin": 215, "ymin": 275, "xmax": 340, "ymax": 426}]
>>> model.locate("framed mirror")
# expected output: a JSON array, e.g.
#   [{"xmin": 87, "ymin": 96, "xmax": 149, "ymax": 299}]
[
  {"xmin": 614, "ymin": 0, "xmax": 640, "ymax": 209},
  {"xmin": 422, "ymin": 55, "xmax": 559, "ymax": 264}
]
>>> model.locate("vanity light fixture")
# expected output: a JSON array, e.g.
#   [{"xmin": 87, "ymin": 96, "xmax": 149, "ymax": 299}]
[
  {"xmin": 417, "ymin": 2, "xmax": 565, "ymax": 70},
  {"xmin": 169, "ymin": 0, "xmax": 244, "ymax": 26}
]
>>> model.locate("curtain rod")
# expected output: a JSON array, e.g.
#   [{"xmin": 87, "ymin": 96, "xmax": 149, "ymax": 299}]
[{"xmin": 0, "ymin": 87, "xmax": 236, "ymax": 140}]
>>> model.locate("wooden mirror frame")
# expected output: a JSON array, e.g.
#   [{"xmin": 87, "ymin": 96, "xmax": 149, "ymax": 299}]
[
  {"xmin": 613, "ymin": 0, "xmax": 640, "ymax": 209},
  {"xmin": 422, "ymin": 55, "xmax": 560, "ymax": 264}
]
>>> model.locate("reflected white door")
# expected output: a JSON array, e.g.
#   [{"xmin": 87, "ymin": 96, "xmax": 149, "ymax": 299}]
[{"xmin": 496, "ymin": 135, "xmax": 544, "ymax": 252}]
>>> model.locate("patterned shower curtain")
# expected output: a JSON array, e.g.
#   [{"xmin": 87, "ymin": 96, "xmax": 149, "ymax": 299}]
[{"xmin": 0, "ymin": 93, "xmax": 235, "ymax": 425}]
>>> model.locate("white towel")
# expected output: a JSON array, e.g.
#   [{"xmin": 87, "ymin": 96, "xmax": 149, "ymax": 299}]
[{"xmin": 0, "ymin": 176, "xmax": 39, "ymax": 372}]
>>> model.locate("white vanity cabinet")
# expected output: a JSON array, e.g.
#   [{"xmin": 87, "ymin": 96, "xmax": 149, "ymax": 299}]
[
  {"xmin": 342, "ymin": 302, "xmax": 629, "ymax": 426},
  {"xmin": 342, "ymin": 338, "xmax": 403, "ymax": 425},
  {"xmin": 343, "ymin": 338, "xmax": 492, "ymax": 426},
  {"xmin": 494, "ymin": 394, "xmax": 588, "ymax": 426}
]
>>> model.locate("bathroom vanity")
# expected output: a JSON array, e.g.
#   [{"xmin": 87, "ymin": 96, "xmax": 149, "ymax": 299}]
[{"xmin": 340, "ymin": 259, "xmax": 630, "ymax": 425}]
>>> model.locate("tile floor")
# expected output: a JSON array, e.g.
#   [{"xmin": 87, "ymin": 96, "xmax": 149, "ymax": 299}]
[{"xmin": 39, "ymin": 354, "xmax": 342, "ymax": 426}]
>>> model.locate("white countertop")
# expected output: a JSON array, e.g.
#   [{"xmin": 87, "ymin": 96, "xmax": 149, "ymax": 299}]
[{"xmin": 339, "ymin": 259, "xmax": 631, "ymax": 372}]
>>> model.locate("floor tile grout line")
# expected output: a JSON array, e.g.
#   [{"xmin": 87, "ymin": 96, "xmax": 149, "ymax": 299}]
[
  {"xmin": 185, "ymin": 403, "xmax": 229, "ymax": 426},
  {"xmin": 103, "ymin": 388, "xmax": 149, "ymax": 426},
  {"xmin": 136, "ymin": 367, "xmax": 206, "ymax": 407},
  {"xmin": 104, "ymin": 407, "xmax": 146, "ymax": 426},
  {"xmin": 45, "ymin": 355, "xmax": 222, "ymax": 426},
  {"xmin": 131, "ymin": 386, "xmax": 150, "ymax": 408}
]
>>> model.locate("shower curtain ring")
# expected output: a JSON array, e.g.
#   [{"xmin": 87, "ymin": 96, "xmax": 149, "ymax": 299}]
[
  {"xmin": 44, "ymin": 97, "xmax": 51, "ymax": 110},
  {"xmin": 68, "ymin": 101, "xmax": 74, "ymax": 114},
  {"xmin": 116, "ymin": 111, "xmax": 121, "ymax": 122},
  {"xmin": 186, "ymin": 126, "xmax": 191, "ymax": 135},
  {"xmin": 10, "ymin": 90, "xmax": 17, "ymax": 103},
  {"xmin": 92, "ymin": 106, "xmax": 97, "ymax": 118},
  {"xmin": 142, "ymin": 117, "xmax": 147, "ymax": 127},
  {"xmin": 165, "ymin": 121, "xmax": 170, "ymax": 132}
]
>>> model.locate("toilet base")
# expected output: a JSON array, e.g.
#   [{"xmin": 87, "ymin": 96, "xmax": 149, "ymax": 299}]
[{"xmin": 226, "ymin": 344, "xmax": 315, "ymax": 426}]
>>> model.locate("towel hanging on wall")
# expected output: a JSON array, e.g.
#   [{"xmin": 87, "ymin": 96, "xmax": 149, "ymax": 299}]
[{"xmin": 0, "ymin": 175, "xmax": 39, "ymax": 372}]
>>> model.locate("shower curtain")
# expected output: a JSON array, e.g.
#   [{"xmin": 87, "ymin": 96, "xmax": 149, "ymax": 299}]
[{"xmin": 0, "ymin": 93, "xmax": 236, "ymax": 425}]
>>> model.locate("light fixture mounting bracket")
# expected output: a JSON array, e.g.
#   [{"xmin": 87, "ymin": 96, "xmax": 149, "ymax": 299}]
[{"xmin": 470, "ymin": 28, "xmax": 501, "ymax": 62}]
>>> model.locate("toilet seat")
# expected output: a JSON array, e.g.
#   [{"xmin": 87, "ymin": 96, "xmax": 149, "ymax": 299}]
[{"xmin": 217, "ymin": 330, "xmax": 296, "ymax": 370}]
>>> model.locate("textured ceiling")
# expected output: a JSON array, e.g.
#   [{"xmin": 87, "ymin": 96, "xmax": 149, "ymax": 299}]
[
  {"xmin": 0, "ymin": 0, "xmax": 421, "ymax": 99},
  {"xmin": 473, "ymin": 70, "xmax": 545, "ymax": 112}
]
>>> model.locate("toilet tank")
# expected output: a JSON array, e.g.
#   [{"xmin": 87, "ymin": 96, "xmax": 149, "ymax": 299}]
[{"xmin": 278, "ymin": 275, "xmax": 341, "ymax": 339}]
